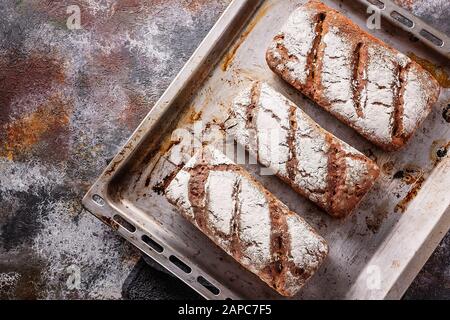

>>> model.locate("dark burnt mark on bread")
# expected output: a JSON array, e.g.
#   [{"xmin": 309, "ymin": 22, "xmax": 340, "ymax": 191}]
[
  {"xmin": 265, "ymin": 199, "xmax": 291, "ymax": 294},
  {"xmin": 287, "ymin": 104, "xmax": 299, "ymax": 181},
  {"xmin": 247, "ymin": 81, "xmax": 262, "ymax": 161},
  {"xmin": 246, "ymin": 81, "xmax": 261, "ymax": 129},
  {"xmin": 325, "ymin": 136, "xmax": 347, "ymax": 218},
  {"xmin": 351, "ymin": 42, "xmax": 367, "ymax": 118},
  {"xmin": 188, "ymin": 164, "xmax": 211, "ymax": 233},
  {"xmin": 306, "ymin": 12, "xmax": 327, "ymax": 91},
  {"xmin": 392, "ymin": 62, "xmax": 411, "ymax": 143},
  {"xmin": 229, "ymin": 177, "xmax": 242, "ymax": 259}
]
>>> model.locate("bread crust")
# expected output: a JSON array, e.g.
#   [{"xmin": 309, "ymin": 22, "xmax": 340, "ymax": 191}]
[
  {"xmin": 266, "ymin": 0, "xmax": 440, "ymax": 151},
  {"xmin": 228, "ymin": 81, "xmax": 380, "ymax": 218},
  {"xmin": 165, "ymin": 146, "xmax": 328, "ymax": 297}
]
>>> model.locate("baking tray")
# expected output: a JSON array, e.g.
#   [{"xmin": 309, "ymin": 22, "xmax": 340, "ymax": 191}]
[{"xmin": 82, "ymin": 0, "xmax": 450, "ymax": 299}]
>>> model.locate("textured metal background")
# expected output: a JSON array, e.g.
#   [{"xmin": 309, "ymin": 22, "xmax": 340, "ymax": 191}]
[
  {"xmin": 0, "ymin": 0, "xmax": 448, "ymax": 299},
  {"xmin": 393, "ymin": 0, "xmax": 450, "ymax": 35}
]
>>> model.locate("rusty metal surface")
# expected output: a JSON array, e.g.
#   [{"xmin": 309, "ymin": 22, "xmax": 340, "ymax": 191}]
[
  {"xmin": 0, "ymin": 0, "xmax": 231, "ymax": 299},
  {"xmin": 0, "ymin": 0, "xmax": 448, "ymax": 300}
]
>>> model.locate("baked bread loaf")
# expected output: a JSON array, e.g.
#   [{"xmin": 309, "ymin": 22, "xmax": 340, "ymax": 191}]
[
  {"xmin": 266, "ymin": 0, "xmax": 440, "ymax": 151},
  {"xmin": 227, "ymin": 81, "xmax": 380, "ymax": 218},
  {"xmin": 165, "ymin": 146, "xmax": 328, "ymax": 297}
]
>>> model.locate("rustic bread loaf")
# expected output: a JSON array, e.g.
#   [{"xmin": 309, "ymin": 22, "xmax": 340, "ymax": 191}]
[
  {"xmin": 266, "ymin": 0, "xmax": 440, "ymax": 151},
  {"xmin": 227, "ymin": 81, "xmax": 380, "ymax": 218},
  {"xmin": 165, "ymin": 146, "xmax": 328, "ymax": 297}
]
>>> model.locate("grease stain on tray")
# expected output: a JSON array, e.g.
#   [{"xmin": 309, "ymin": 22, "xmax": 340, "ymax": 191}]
[
  {"xmin": 366, "ymin": 206, "xmax": 390, "ymax": 234},
  {"xmin": 385, "ymin": 139, "xmax": 449, "ymax": 214},
  {"xmin": 159, "ymin": 137, "xmax": 183, "ymax": 157},
  {"xmin": 443, "ymin": 103, "xmax": 450, "ymax": 123},
  {"xmin": 221, "ymin": 3, "xmax": 272, "ymax": 71},
  {"xmin": 392, "ymin": 164, "xmax": 423, "ymax": 185},
  {"xmin": 189, "ymin": 109, "xmax": 203, "ymax": 122},
  {"xmin": 97, "ymin": 215, "xmax": 120, "ymax": 231},
  {"xmin": 430, "ymin": 140, "xmax": 450, "ymax": 166},
  {"xmin": 382, "ymin": 161, "xmax": 395, "ymax": 175},
  {"xmin": 394, "ymin": 175, "xmax": 426, "ymax": 213},
  {"xmin": 408, "ymin": 53, "xmax": 450, "ymax": 88},
  {"xmin": 391, "ymin": 260, "xmax": 401, "ymax": 268}
]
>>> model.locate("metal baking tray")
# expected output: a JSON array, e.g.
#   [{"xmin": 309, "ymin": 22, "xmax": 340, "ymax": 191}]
[{"xmin": 83, "ymin": 0, "xmax": 450, "ymax": 299}]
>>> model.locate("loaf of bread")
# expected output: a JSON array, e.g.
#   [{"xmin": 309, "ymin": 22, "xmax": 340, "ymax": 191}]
[
  {"xmin": 266, "ymin": 0, "xmax": 440, "ymax": 151},
  {"xmin": 165, "ymin": 146, "xmax": 328, "ymax": 297},
  {"xmin": 227, "ymin": 81, "xmax": 380, "ymax": 218}
]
